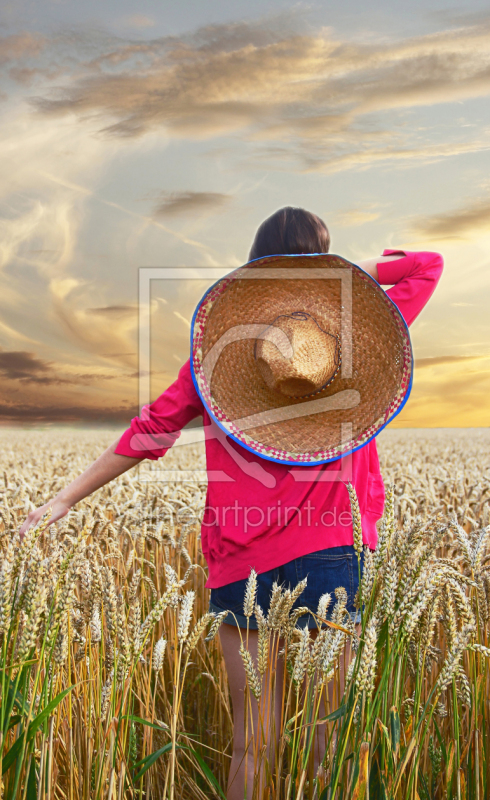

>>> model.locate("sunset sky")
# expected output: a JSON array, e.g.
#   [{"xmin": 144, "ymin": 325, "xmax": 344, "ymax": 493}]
[{"xmin": 1, "ymin": 0, "xmax": 490, "ymax": 428}]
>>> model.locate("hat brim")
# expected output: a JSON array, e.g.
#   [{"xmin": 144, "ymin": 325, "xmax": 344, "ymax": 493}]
[{"xmin": 191, "ymin": 254, "xmax": 413, "ymax": 465}]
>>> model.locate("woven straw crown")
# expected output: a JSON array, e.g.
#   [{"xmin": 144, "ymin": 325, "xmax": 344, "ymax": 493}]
[
  {"xmin": 191, "ymin": 254, "xmax": 413, "ymax": 465},
  {"xmin": 254, "ymin": 311, "xmax": 340, "ymax": 398}
]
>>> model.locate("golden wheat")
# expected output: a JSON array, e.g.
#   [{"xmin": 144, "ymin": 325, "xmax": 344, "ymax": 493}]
[{"xmin": 0, "ymin": 426, "xmax": 489, "ymax": 799}]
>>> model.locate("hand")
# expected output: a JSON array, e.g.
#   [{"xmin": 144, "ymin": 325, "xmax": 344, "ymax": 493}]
[
  {"xmin": 17, "ymin": 439, "xmax": 140, "ymax": 542},
  {"xmin": 19, "ymin": 498, "xmax": 72, "ymax": 541}
]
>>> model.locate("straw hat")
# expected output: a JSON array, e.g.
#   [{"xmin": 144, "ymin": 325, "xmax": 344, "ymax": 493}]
[{"xmin": 191, "ymin": 254, "xmax": 413, "ymax": 465}]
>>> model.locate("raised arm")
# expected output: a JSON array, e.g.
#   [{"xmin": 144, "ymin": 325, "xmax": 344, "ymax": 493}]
[
  {"xmin": 355, "ymin": 251, "xmax": 405, "ymax": 282},
  {"xmin": 355, "ymin": 253, "xmax": 403, "ymax": 283},
  {"xmin": 19, "ymin": 442, "xmax": 142, "ymax": 536},
  {"xmin": 356, "ymin": 250, "xmax": 444, "ymax": 327},
  {"xmin": 377, "ymin": 249, "xmax": 444, "ymax": 326}
]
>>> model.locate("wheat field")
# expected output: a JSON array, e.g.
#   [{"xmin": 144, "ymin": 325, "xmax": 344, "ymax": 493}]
[{"xmin": 0, "ymin": 427, "xmax": 489, "ymax": 799}]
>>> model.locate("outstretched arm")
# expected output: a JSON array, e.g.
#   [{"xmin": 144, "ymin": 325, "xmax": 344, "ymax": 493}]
[
  {"xmin": 19, "ymin": 440, "xmax": 142, "ymax": 536},
  {"xmin": 20, "ymin": 361, "xmax": 204, "ymax": 537}
]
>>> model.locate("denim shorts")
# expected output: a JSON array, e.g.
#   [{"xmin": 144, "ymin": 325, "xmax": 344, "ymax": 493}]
[{"xmin": 209, "ymin": 545, "xmax": 364, "ymax": 629}]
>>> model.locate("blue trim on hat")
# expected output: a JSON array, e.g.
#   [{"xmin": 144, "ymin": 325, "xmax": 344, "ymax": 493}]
[{"xmin": 189, "ymin": 253, "xmax": 413, "ymax": 466}]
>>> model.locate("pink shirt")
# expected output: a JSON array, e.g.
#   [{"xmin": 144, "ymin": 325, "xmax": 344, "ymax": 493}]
[{"xmin": 116, "ymin": 250, "xmax": 444, "ymax": 588}]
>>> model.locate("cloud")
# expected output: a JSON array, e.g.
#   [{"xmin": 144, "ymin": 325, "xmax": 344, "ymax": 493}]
[
  {"xmin": 333, "ymin": 209, "xmax": 380, "ymax": 226},
  {"xmin": 49, "ymin": 279, "xmax": 139, "ymax": 369},
  {"xmin": 86, "ymin": 305, "xmax": 139, "ymax": 317},
  {"xmin": 121, "ymin": 15, "xmax": 155, "ymax": 29},
  {"xmin": 414, "ymin": 354, "xmax": 484, "ymax": 368},
  {"xmin": 0, "ymin": 401, "xmax": 134, "ymax": 424},
  {"xmin": 395, "ymin": 355, "xmax": 490, "ymax": 426},
  {"xmin": 1, "ymin": 14, "xmax": 490, "ymax": 429},
  {"xmin": 0, "ymin": 319, "xmax": 40, "ymax": 346},
  {"xmin": 0, "ymin": 351, "xmax": 50, "ymax": 380},
  {"xmin": 153, "ymin": 191, "xmax": 232, "ymax": 217},
  {"xmin": 426, "ymin": 10, "xmax": 490, "ymax": 29},
  {"xmin": 0, "ymin": 104, "xmax": 220, "ymax": 395},
  {"xmin": 410, "ymin": 196, "xmax": 490, "ymax": 239},
  {"xmin": 173, "ymin": 311, "xmax": 190, "ymax": 328},
  {"xmin": 0, "ymin": 33, "xmax": 45, "ymax": 65},
  {"xmin": 301, "ymin": 139, "xmax": 490, "ymax": 174},
  {"xmin": 0, "ymin": 349, "xmax": 125, "ymax": 385},
  {"xmin": 8, "ymin": 67, "xmax": 45, "ymax": 86},
  {"xmin": 25, "ymin": 16, "xmax": 490, "ymax": 172}
]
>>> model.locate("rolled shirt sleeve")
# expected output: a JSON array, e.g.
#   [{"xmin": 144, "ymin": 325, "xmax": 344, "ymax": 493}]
[
  {"xmin": 377, "ymin": 249, "xmax": 444, "ymax": 327},
  {"xmin": 114, "ymin": 360, "xmax": 203, "ymax": 461}
]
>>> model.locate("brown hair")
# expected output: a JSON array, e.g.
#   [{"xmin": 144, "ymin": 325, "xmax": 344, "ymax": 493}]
[{"xmin": 248, "ymin": 206, "xmax": 330, "ymax": 261}]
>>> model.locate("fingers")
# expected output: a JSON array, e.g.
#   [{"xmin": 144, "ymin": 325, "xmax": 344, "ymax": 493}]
[
  {"xmin": 19, "ymin": 505, "xmax": 57, "ymax": 539},
  {"xmin": 18, "ymin": 501, "xmax": 72, "ymax": 541},
  {"xmin": 19, "ymin": 509, "xmax": 44, "ymax": 537}
]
